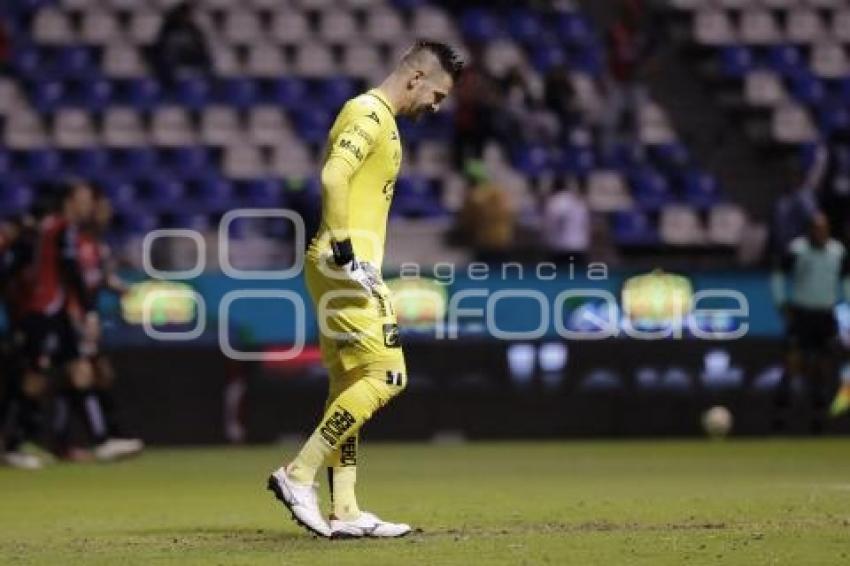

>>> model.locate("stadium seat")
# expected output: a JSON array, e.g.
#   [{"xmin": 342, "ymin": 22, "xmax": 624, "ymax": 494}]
[
  {"xmin": 707, "ymin": 204, "xmax": 746, "ymax": 246},
  {"xmin": 660, "ymin": 205, "xmax": 705, "ymax": 246},
  {"xmin": 612, "ymin": 210, "xmax": 659, "ymax": 246},
  {"xmin": 629, "ymin": 168, "xmax": 674, "ymax": 210}
]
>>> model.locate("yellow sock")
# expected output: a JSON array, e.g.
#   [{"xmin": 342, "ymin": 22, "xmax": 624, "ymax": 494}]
[
  {"xmin": 328, "ymin": 435, "xmax": 360, "ymax": 520},
  {"xmin": 287, "ymin": 362, "xmax": 405, "ymax": 486}
]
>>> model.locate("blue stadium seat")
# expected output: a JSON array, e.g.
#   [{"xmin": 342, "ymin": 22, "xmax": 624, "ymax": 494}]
[
  {"xmin": 531, "ymin": 43, "xmax": 567, "ymax": 73},
  {"xmin": 791, "ymin": 73, "xmax": 826, "ymax": 106},
  {"xmin": 766, "ymin": 45, "xmax": 804, "ymax": 78},
  {"xmin": 507, "ymin": 9, "xmax": 544, "ymax": 43},
  {"xmin": 391, "ymin": 176, "xmax": 444, "ymax": 218},
  {"xmin": 317, "ymin": 77, "xmax": 357, "ymax": 111},
  {"xmin": 513, "ymin": 145, "xmax": 551, "ymax": 177},
  {"xmin": 118, "ymin": 78, "xmax": 162, "ymax": 110},
  {"xmin": 174, "ymin": 77, "xmax": 212, "ymax": 110},
  {"xmin": 240, "ymin": 178, "xmax": 282, "ymax": 207},
  {"xmin": 268, "ymin": 77, "xmax": 308, "ymax": 108},
  {"xmin": 682, "ymin": 170, "xmax": 721, "ymax": 208},
  {"xmin": 113, "ymin": 147, "xmax": 159, "ymax": 178},
  {"xmin": 162, "ymin": 146, "xmax": 211, "ymax": 178},
  {"xmin": 65, "ymin": 148, "xmax": 110, "ymax": 178},
  {"xmin": 612, "ymin": 210, "xmax": 659, "ymax": 246},
  {"xmin": 99, "ymin": 178, "xmax": 138, "ymax": 213},
  {"xmin": 292, "ymin": 106, "xmax": 334, "ymax": 144},
  {"xmin": 77, "ymin": 79, "xmax": 113, "ymax": 111},
  {"xmin": 30, "ymin": 79, "xmax": 64, "ymax": 112},
  {"xmin": 196, "ymin": 175, "xmax": 234, "ymax": 209},
  {"xmin": 13, "ymin": 45, "xmax": 41, "ymax": 78},
  {"xmin": 649, "ymin": 142, "xmax": 690, "ymax": 170},
  {"xmin": 219, "ymin": 78, "xmax": 258, "ymax": 109},
  {"xmin": 144, "ymin": 176, "xmax": 185, "ymax": 209},
  {"xmin": 24, "ymin": 148, "xmax": 63, "ymax": 180},
  {"xmin": 0, "ymin": 181, "xmax": 34, "ymax": 216},
  {"xmin": 57, "ymin": 46, "xmax": 97, "ymax": 80},
  {"xmin": 629, "ymin": 168, "xmax": 673, "ymax": 209},
  {"xmin": 555, "ymin": 13, "xmax": 593, "ymax": 47},
  {"xmin": 818, "ymin": 104, "xmax": 850, "ymax": 135},
  {"xmin": 461, "ymin": 9, "xmax": 502, "ymax": 42},
  {"xmin": 718, "ymin": 46, "xmax": 754, "ymax": 78},
  {"xmin": 555, "ymin": 145, "xmax": 595, "ymax": 175}
]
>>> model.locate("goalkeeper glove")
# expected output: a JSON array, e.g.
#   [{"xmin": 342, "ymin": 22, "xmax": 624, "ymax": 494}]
[{"xmin": 329, "ymin": 238, "xmax": 380, "ymax": 295}]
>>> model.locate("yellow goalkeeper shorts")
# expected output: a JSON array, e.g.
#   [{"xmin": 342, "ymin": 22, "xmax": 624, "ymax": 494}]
[{"xmin": 305, "ymin": 245, "xmax": 404, "ymax": 374}]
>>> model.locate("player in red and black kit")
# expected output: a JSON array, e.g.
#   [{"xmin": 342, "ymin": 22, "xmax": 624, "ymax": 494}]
[
  {"xmin": 1, "ymin": 215, "xmax": 47, "ymax": 469},
  {"xmin": 56, "ymin": 190, "xmax": 143, "ymax": 461}
]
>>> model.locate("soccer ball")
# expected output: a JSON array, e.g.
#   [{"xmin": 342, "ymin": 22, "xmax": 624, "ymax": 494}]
[{"xmin": 702, "ymin": 406, "xmax": 733, "ymax": 439}]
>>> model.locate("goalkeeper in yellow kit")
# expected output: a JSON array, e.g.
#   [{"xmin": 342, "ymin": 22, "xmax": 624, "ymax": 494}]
[{"xmin": 267, "ymin": 40, "xmax": 463, "ymax": 538}]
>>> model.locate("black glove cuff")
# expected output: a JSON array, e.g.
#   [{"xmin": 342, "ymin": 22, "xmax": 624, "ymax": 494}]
[{"xmin": 331, "ymin": 238, "xmax": 355, "ymax": 266}]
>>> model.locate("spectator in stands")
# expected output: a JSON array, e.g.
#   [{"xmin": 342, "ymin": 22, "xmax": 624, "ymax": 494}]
[
  {"xmin": 812, "ymin": 130, "xmax": 850, "ymax": 245},
  {"xmin": 543, "ymin": 177, "xmax": 590, "ymax": 265},
  {"xmin": 500, "ymin": 66, "xmax": 559, "ymax": 147},
  {"xmin": 601, "ymin": 0, "xmax": 654, "ymax": 154},
  {"xmin": 544, "ymin": 64, "xmax": 579, "ymax": 139},
  {"xmin": 769, "ymin": 159, "xmax": 819, "ymax": 260},
  {"xmin": 0, "ymin": 17, "xmax": 10, "ymax": 70},
  {"xmin": 150, "ymin": 1, "xmax": 211, "ymax": 88},
  {"xmin": 458, "ymin": 161, "xmax": 515, "ymax": 263},
  {"xmin": 453, "ymin": 63, "xmax": 500, "ymax": 167}
]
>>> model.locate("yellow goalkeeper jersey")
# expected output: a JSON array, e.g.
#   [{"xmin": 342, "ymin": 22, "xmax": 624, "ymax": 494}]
[{"xmin": 309, "ymin": 88, "xmax": 402, "ymax": 267}]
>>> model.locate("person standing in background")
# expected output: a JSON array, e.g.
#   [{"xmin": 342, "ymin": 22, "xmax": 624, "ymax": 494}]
[
  {"xmin": 543, "ymin": 177, "xmax": 590, "ymax": 265},
  {"xmin": 771, "ymin": 212, "xmax": 849, "ymax": 433}
]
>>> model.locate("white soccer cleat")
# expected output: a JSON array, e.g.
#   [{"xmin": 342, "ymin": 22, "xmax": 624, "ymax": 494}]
[
  {"xmin": 2, "ymin": 451, "xmax": 45, "ymax": 470},
  {"xmin": 330, "ymin": 511, "xmax": 412, "ymax": 539},
  {"xmin": 267, "ymin": 467, "xmax": 331, "ymax": 538},
  {"xmin": 93, "ymin": 438, "xmax": 144, "ymax": 462}
]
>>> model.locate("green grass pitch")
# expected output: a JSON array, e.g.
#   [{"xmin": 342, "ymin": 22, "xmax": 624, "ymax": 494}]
[{"xmin": 1, "ymin": 440, "xmax": 849, "ymax": 565}]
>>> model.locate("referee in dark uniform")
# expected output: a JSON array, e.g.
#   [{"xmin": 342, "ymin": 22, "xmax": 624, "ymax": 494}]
[{"xmin": 771, "ymin": 212, "xmax": 849, "ymax": 433}]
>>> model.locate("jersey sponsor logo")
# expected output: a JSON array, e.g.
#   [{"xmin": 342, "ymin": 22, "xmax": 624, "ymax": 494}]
[
  {"xmin": 366, "ymin": 111, "xmax": 381, "ymax": 124},
  {"xmin": 339, "ymin": 138, "xmax": 365, "ymax": 162},
  {"xmin": 351, "ymin": 124, "xmax": 375, "ymax": 144},
  {"xmin": 320, "ymin": 407, "xmax": 356, "ymax": 447},
  {"xmin": 390, "ymin": 130, "xmax": 398, "ymax": 141},
  {"xmin": 383, "ymin": 323, "xmax": 401, "ymax": 348}
]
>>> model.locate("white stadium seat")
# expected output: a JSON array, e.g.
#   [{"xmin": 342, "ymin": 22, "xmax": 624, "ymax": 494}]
[
  {"xmin": 129, "ymin": 9, "xmax": 163, "ymax": 45},
  {"xmin": 661, "ymin": 205, "xmax": 705, "ymax": 246},
  {"xmin": 772, "ymin": 104, "xmax": 817, "ymax": 144},
  {"xmin": 411, "ymin": 6, "xmax": 457, "ymax": 42},
  {"xmin": 319, "ymin": 10, "xmax": 358, "ymax": 43},
  {"xmin": 694, "ymin": 9, "xmax": 737, "ymax": 46},
  {"xmin": 53, "ymin": 109, "xmax": 98, "ymax": 149},
  {"xmin": 293, "ymin": 43, "xmax": 336, "ymax": 77},
  {"xmin": 833, "ymin": 9, "xmax": 850, "ymax": 43},
  {"xmin": 223, "ymin": 145, "xmax": 266, "ymax": 179},
  {"xmin": 785, "ymin": 8, "xmax": 824, "ymax": 45},
  {"xmin": 246, "ymin": 43, "xmax": 288, "ymax": 77},
  {"xmin": 81, "ymin": 9, "xmax": 120, "ymax": 44},
  {"xmin": 744, "ymin": 71, "xmax": 787, "ymax": 107},
  {"xmin": 33, "ymin": 8, "xmax": 75, "ymax": 45},
  {"xmin": 200, "ymin": 106, "xmax": 241, "ymax": 146},
  {"xmin": 270, "ymin": 142, "xmax": 315, "ymax": 179},
  {"xmin": 103, "ymin": 108, "xmax": 149, "ymax": 147},
  {"xmin": 4, "ymin": 111, "xmax": 48, "ymax": 150},
  {"xmin": 810, "ymin": 41, "xmax": 849, "ymax": 78},
  {"xmin": 270, "ymin": 10, "xmax": 310, "ymax": 44},
  {"xmin": 343, "ymin": 44, "xmax": 383, "ymax": 80},
  {"xmin": 708, "ymin": 204, "xmax": 747, "ymax": 246},
  {"xmin": 586, "ymin": 171, "xmax": 633, "ymax": 212},
  {"xmin": 739, "ymin": 9, "xmax": 783, "ymax": 46},
  {"xmin": 365, "ymin": 8, "xmax": 405, "ymax": 42},
  {"xmin": 103, "ymin": 43, "xmax": 148, "ymax": 78},
  {"xmin": 247, "ymin": 107, "xmax": 293, "ymax": 146},
  {"xmin": 151, "ymin": 107, "xmax": 197, "ymax": 147},
  {"xmin": 224, "ymin": 10, "xmax": 263, "ymax": 46}
]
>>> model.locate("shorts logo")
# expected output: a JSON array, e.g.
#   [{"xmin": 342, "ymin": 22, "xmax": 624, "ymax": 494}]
[
  {"xmin": 320, "ymin": 407, "xmax": 356, "ymax": 447},
  {"xmin": 383, "ymin": 323, "xmax": 401, "ymax": 348},
  {"xmin": 385, "ymin": 370, "xmax": 404, "ymax": 387}
]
